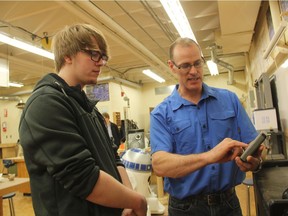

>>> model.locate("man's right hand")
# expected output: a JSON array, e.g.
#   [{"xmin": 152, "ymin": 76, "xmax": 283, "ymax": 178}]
[{"xmin": 208, "ymin": 138, "xmax": 248, "ymax": 163}]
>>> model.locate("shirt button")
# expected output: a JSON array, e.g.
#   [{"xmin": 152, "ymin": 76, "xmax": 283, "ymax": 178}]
[
  {"xmin": 212, "ymin": 166, "xmax": 215, "ymax": 170},
  {"xmin": 203, "ymin": 124, "xmax": 206, "ymax": 129}
]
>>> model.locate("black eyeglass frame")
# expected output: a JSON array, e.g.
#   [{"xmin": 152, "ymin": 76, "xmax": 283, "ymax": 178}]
[
  {"xmin": 81, "ymin": 49, "xmax": 108, "ymax": 63},
  {"xmin": 172, "ymin": 57, "xmax": 205, "ymax": 72}
]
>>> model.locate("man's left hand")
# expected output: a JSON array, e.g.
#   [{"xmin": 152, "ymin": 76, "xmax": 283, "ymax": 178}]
[{"xmin": 235, "ymin": 144, "xmax": 265, "ymax": 172}]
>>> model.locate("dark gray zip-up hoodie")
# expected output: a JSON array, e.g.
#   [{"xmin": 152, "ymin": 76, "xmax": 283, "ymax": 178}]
[{"xmin": 19, "ymin": 73, "xmax": 123, "ymax": 216}]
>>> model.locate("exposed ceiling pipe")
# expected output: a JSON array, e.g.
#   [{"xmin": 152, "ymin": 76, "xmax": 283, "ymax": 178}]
[
  {"xmin": 209, "ymin": 44, "xmax": 235, "ymax": 85},
  {"xmin": 98, "ymin": 76, "xmax": 142, "ymax": 89},
  {"xmin": 0, "ymin": 96, "xmax": 25, "ymax": 109},
  {"xmin": 0, "ymin": 96, "xmax": 22, "ymax": 102},
  {"xmin": 56, "ymin": 1, "xmax": 176, "ymax": 82}
]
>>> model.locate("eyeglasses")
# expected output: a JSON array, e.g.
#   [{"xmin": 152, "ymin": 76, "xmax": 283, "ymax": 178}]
[
  {"xmin": 81, "ymin": 49, "xmax": 108, "ymax": 63},
  {"xmin": 172, "ymin": 59, "xmax": 204, "ymax": 73}
]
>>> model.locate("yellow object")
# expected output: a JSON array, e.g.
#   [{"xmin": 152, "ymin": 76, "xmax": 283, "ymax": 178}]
[{"xmin": 41, "ymin": 37, "xmax": 52, "ymax": 51}]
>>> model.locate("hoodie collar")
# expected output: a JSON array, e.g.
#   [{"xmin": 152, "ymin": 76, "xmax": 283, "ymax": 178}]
[{"xmin": 35, "ymin": 73, "xmax": 97, "ymax": 113}]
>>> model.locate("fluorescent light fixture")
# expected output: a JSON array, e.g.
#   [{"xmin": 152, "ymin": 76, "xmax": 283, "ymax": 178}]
[
  {"xmin": 0, "ymin": 32, "xmax": 54, "ymax": 60},
  {"xmin": 9, "ymin": 82, "xmax": 24, "ymax": 87},
  {"xmin": 0, "ymin": 58, "xmax": 9, "ymax": 87},
  {"xmin": 207, "ymin": 60, "xmax": 219, "ymax": 76},
  {"xmin": 143, "ymin": 69, "xmax": 165, "ymax": 83},
  {"xmin": 281, "ymin": 59, "xmax": 288, "ymax": 68},
  {"xmin": 161, "ymin": 0, "xmax": 222, "ymax": 77},
  {"xmin": 160, "ymin": 0, "xmax": 197, "ymax": 42}
]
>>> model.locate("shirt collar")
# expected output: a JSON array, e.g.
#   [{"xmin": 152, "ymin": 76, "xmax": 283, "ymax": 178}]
[{"xmin": 169, "ymin": 83, "xmax": 217, "ymax": 111}]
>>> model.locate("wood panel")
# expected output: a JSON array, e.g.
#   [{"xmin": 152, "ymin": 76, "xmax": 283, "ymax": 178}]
[
  {"xmin": 3, "ymin": 157, "xmax": 30, "ymax": 194},
  {"xmin": 0, "ymin": 144, "xmax": 17, "ymax": 174}
]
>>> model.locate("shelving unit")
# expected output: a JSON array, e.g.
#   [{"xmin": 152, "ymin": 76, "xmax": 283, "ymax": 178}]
[
  {"xmin": 0, "ymin": 144, "xmax": 17, "ymax": 173},
  {"xmin": 113, "ymin": 112, "xmax": 121, "ymax": 128}
]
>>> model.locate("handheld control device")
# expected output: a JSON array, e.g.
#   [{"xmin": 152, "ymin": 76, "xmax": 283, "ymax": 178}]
[{"xmin": 240, "ymin": 132, "xmax": 266, "ymax": 162}]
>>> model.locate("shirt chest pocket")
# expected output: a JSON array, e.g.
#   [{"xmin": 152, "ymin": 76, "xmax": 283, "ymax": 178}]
[
  {"xmin": 171, "ymin": 120, "xmax": 191, "ymax": 134},
  {"xmin": 171, "ymin": 120, "xmax": 196, "ymax": 153},
  {"xmin": 209, "ymin": 111, "xmax": 236, "ymax": 141}
]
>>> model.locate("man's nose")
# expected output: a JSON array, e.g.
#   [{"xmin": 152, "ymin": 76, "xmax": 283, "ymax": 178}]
[{"xmin": 188, "ymin": 65, "xmax": 198, "ymax": 74}]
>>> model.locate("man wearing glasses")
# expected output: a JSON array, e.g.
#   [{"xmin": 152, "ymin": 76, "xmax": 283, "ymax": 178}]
[
  {"xmin": 19, "ymin": 23, "xmax": 147, "ymax": 216},
  {"xmin": 150, "ymin": 37, "xmax": 263, "ymax": 216}
]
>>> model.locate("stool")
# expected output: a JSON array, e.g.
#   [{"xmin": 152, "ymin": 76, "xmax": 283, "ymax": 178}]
[
  {"xmin": 242, "ymin": 178, "xmax": 253, "ymax": 216},
  {"xmin": 3, "ymin": 192, "xmax": 16, "ymax": 216}
]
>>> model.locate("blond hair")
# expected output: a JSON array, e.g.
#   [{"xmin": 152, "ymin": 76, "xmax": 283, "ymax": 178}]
[{"xmin": 52, "ymin": 23, "xmax": 109, "ymax": 72}]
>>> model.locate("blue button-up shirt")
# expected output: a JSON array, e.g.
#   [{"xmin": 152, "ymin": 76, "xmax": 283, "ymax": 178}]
[{"xmin": 150, "ymin": 83, "xmax": 257, "ymax": 199}]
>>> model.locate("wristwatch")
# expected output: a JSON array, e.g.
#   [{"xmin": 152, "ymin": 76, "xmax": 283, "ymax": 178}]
[{"xmin": 252, "ymin": 157, "xmax": 263, "ymax": 173}]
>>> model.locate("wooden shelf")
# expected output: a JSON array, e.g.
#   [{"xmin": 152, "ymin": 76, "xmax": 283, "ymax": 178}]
[
  {"xmin": 4, "ymin": 156, "xmax": 30, "ymax": 194},
  {"xmin": 0, "ymin": 143, "xmax": 17, "ymax": 174}
]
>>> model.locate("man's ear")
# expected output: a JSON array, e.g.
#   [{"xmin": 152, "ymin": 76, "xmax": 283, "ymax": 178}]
[
  {"xmin": 167, "ymin": 60, "xmax": 177, "ymax": 75},
  {"xmin": 64, "ymin": 56, "xmax": 72, "ymax": 64},
  {"xmin": 167, "ymin": 60, "xmax": 174, "ymax": 70}
]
